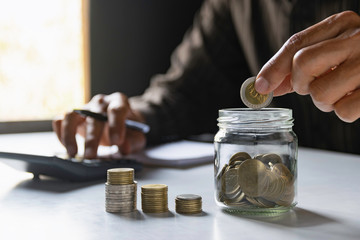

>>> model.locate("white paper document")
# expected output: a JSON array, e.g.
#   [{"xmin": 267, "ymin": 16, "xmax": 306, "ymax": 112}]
[{"xmin": 129, "ymin": 140, "xmax": 214, "ymax": 167}]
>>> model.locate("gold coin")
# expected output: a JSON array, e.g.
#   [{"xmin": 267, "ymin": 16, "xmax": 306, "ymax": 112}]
[
  {"xmin": 257, "ymin": 197, "xmax": 276, "ymax": 208},
  {"xmin": 258, "ymin": 171, "xmax": 275, "ymax": 196},
  {"xmin": 141, "ymin": 184, "xmax": 168, "ymax": 213},
  {"xmin": 262, "ymin": 173, "xmax": 287, "ymax": 202},
  {"xmin": 221, "ymin": 167, "xmax": 240, "ymax": 196},
  {"xmin": 107, "ymin": 168, "xmax": 134, "ymax": 185},
  {"xmin": 276, "ymin": 187, "xmax": 295, "ymax": 207},
  {"xmin": 272, "ymin": 163, "xmax": 294, "ymax": 185},
  {"xmin": 175, "ymin": 194, "xmax": 202, "ymax": 214},
  {"xmin": 218, "ymin": 164, "xmax": 229, "ymax": 178},
  {"xmin": 229, "ymin": 152, "xmax": 251, "ymax": 166},
  {"xmin": 224, "ymin": 199, "xmax": 251, "ymax": 207},
  {"xmin": 246, "ymin": 196, "xmax": 275, "ymax": 208},
  {"xmin": 238, "ymin": 159, "xmax": 268, "ymax": 197},
  {"xmin": 223, "ymin": 191, "xmax": 245, "ymax": 203},
  {"xmin": 246, "ymin": 196, "xmax": 262, "ymax": 207},
  {"xmin": 141, "ymin": 184, "xmax": 168, "ymax": 193},
  {"xmin": 253, "ymin": 154, "xmax": 264, "ymax": 160},
  {"xmin": 257, "ymin": 153, "xmax": 283, "ymax": 167},
  {"xmin": 240, "ymin": 76, "xmax": 273, "ymax": 109}
]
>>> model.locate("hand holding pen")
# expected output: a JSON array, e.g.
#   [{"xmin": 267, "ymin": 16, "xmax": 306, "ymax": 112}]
[
  {"xmin": 53, "ymin": 92, "xmax": 148, "ymax": 158},
  {"xmin": 73, "ymin": 109, "xmax": 150, "ymax": 134}
]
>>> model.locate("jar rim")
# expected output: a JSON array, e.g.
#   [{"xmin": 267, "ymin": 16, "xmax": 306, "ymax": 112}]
[
  {"xmin": 217, "ymin": 108, "xmax": 293, "ymax": 130},
  {"xmin": 219, "ymin": 108, "xmax": 292, "ymax": 114}
]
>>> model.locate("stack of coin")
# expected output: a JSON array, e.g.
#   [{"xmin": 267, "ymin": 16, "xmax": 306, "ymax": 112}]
[
  {"xmin": 141, "ymin": 184, "xmax": 168, "ymax": 213},
  {"xmin": 175, "ymin": 194, "xmax": 202, "ymax": 214},
  {"xmin": 107, "ymin": 168, "xmax": 134, "ymax": 185},
  {"xmin": 105, "ymin": 168, "xmax": 137, "ymax": 213}
]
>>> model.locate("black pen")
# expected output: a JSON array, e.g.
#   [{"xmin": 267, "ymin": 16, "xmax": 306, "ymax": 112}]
[{"xmin": 73, "ymin": 109, "xmax": 150, "ymax": 134}]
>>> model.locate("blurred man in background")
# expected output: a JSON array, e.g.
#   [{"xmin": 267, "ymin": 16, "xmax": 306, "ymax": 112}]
[{"xmin": 53, "ymin": 0, "xmax": 360, "ymax": 158}]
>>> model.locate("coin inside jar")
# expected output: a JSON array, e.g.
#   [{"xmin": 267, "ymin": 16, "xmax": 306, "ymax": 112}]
[
  {"xmin": 229, "ymin": 152, "xmax": 251, "ymax": 166},
  {"xmin": 237, "ymin": 159, "xmax": 268, "ymax": 197},
  {"xmin": 261, "ymin": 173, "xmax": 287, "ymax": 202},
  {"xmin": 221, "ymin": 167, "xmax": 241, "ymax": 197},
  {"xmin": 272, "ymin": 163, "xmax": 294, "ymax": 186},
  {"xmin": 240, "ymin": 76, "xmax": 273, "ymax": 109},
  {"xmin": 216, "ymin": 151, "xmax": 296, "ymax": 209},
  {"xmin": 255, "ymin": 153, "xmax": 283, "ymax": 168}
]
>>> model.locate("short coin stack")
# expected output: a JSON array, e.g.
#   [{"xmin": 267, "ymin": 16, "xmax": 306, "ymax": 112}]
[
  {"xmin": 105, "ymin": 168, "xmax": 137, "ymax": 213},
  {"xmin": 141, "ymin": 184, "xmax": 168, "ymax": 213},
  {"xmin": 175, "ymin": 194, "xmax": 202, "ymax": 214}
]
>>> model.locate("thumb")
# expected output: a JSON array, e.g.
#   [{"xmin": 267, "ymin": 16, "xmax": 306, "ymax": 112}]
[{"xmin": 255, "ymin": 51, "xmax": 292, "ymax": 95}]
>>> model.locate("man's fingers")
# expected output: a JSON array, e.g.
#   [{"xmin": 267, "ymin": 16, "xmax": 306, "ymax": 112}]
[
  {"xmin": 334, "ymin": 89, "xmax": 360, "ymax": 122},
  {"xmin": 61, "ymin": 111, "xmax": 85, "ymax": 157},
  {"xmin": 86, "ymin": 94, "xmax": 107, "ymax": 112},
  {"xmin": 273, "ymin": 74, "xmax": 293, "ymax": 96},
  {"xmin": 52, "ymin": 117, "xmax": 62, "ymax": 143},
  {"xmin": 256, "ymin": 11, "xmax": 360, "ymax": 94},
  {"xmin": 84, "ymin": 117, "xmax": 105, "ymax": 159},
  {"xmin": 104, "ymin": 92, "xmax": 130, "ymax": 147},
  {"xmin": 309, "ymin": 57, "xmax": 360, "ymax": 110},
  {"xmin": 292, "ymin": 37, "xmax": 352, "ymax": 95},
  {"xmin": 118, "ymin": 130, "xmax": 146, "ymax": 155}
]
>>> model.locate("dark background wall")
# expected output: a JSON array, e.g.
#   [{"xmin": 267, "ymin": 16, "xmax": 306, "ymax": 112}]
[{"xmin": 89, "ymin": 0, "xmax": 204, "ymax": 97}]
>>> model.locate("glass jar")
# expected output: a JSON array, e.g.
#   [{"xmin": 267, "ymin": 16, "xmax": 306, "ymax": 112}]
[{"xmin": 214, "ymin": 108, "xmax": 298, "ymax": 215}]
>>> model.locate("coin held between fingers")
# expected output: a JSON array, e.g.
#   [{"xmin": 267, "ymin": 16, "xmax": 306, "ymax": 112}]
[{"xmin": 240, "ymin": 76, "xmax": 273, "ymax": 109}]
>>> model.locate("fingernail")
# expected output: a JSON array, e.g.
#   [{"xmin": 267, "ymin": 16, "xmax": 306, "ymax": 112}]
[{"xmin": 255, "ymin": 77, "xmax": 269, "ymax": 94}]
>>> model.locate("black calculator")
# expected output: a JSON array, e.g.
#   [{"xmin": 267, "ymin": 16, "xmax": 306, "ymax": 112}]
[{"xmin": 0, "ymin": 151, "xmax": 142, "ymax": 182}]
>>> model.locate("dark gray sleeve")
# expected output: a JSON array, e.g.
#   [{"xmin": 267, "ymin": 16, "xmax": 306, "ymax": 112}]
[{"xmin": 130, "ymin": 0, "xmax": 250, "ymax": 143}]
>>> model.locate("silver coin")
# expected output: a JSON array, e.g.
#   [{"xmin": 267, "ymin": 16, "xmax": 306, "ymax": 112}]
[
  {"xmin": 106, "ymin": 198, "xmax": 135, "ymax": 203},
  {"xmin": 106, "ymin": 191, "xmax": 136, "ymax": 196},
  {"xmin": 176, "ymin": 194, "xmax": 202, "ymax": 201},
  {"xmin": 105, "ymin": 204, "xmax": 135, "ymax": 209},
  {"xmin": 105, "ymin": 197, "xmax": 136, "ymax": 202},
  {"xmin": 106, "ymin": 207, "xmax": 135, "ymax": 213},
  {"xmin": 105, "ymin": 184, "xmax": 136, "ymax": 189},
  {"xmin": 106, "ymin": 194, "xmax": 136, "ymax": 199},
  {"xmin": 105, "ymin": 182, "xmax": 137, "ymax": 190},
  {"xmin": 108, "ymin": 202, "xmax": 137, "ymax": 208},
  {"xmin": 105, "ymin": 189, "xmax": 136, "ymax": 193},
  {"xmin": 106, "ymin": 192, "xmax": 136, "ymax": 196},
  {"xmin": 106, "ymin": 205, "xmax": 135, "ymax": 209}
]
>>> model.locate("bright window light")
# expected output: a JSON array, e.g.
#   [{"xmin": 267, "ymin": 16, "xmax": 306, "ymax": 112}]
[{"xmin": 0, "ymin": 0, "xmax": 86, "ymax": 121}]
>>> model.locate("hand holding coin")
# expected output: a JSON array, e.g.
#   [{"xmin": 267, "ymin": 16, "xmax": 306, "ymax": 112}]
[{"xmin": 254, "ymin": 11, "xmax": 360, "ymax": 122}]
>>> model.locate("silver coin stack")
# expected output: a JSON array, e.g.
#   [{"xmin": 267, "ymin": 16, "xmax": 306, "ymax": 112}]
[{"xmin": 105, "ymin": 168, "xmax": 137, "ymax": 213}]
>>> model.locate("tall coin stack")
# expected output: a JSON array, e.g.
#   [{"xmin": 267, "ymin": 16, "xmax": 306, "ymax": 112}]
[
  {"xmin": 105, "ymin": 168, "xmax": 137, "ymax": 213},
  {"xmin": 141, "ymin": 184, "xmax": 168, "ymax": 213},
  {"xmin": 175, "ymin": 194, "xmax": 202, "ymax": 214}
]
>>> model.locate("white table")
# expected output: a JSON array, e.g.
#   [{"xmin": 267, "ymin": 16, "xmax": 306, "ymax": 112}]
[{"xmin": 0, "ymin": 132, "xmax": 359, "ymax": 240}]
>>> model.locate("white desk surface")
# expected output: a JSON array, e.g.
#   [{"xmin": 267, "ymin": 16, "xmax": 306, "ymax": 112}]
[{"xmin": 0, "ymin": 132, "xmax": 359, "ymax": 240}]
